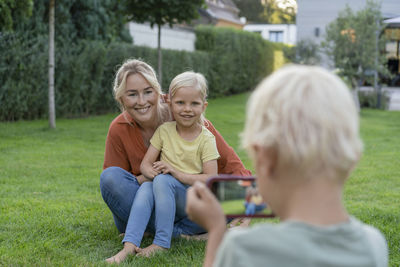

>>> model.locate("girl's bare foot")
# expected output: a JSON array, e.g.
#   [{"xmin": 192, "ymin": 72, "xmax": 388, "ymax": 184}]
[
  {"xmin": 228, "ymin": 217, "xmax": 251, "ymax": 229},
  {"xmin": 181, "ymin": 232, "xmax": 209, "ymax": 241},
  {"xmin": 105, "ymin": 242, "xmax": 137, "ymax": 264},
  {"xmin": 136, "ymin": 244, "xmax": 167, "ymax": 257}
]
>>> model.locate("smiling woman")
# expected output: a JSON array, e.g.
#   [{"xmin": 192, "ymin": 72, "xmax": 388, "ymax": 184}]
[
  {"xmin": 122, "ymin": 74, "xmax": 160, "ymax": 127},
  {"xmin": 100, "ymin": 59, "xmax": 251, "ymax": 263}
]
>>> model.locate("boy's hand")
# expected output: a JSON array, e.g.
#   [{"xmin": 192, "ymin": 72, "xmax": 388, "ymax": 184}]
[
  {"xmin": 153, "ymin": 161, "xmax": 175, "ymax": 175},
  {"xmin": 186, "ymin": 181, "xmax": 226, "ymax": 231}
]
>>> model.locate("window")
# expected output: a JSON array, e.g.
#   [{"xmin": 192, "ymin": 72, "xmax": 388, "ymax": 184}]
[
  {"xmin": 315, "ymin": 27, "xmax": 320, "ymax": 37},
  {"xmin": 269, "ymin": 31, "xmax": 283, "ymax": 43}
]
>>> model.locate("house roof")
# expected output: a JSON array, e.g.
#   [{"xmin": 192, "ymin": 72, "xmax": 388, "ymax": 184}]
[
  {"xmin": 204, "ymin": 0, "xmax": 244, "ymax": 25},
  {"xmin": 384, "ymin": 16, "xmax": 400, "ymax": 28}
]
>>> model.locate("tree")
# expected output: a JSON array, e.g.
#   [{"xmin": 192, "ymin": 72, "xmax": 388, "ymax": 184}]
[
  {"xmin": 283, "ymin": 39, "xmax": 321, "ymax": 65},
  {"xmin": 49, "ymin": 0, "xmax": 55, "ymax": 128},
  {"xmin": 121, "ymin": 0, "xmax": 205, "ymax": 84},
  {"xmin": 233, "ymin": 0, "xmax": 265, "ymax": 23},
  {"xmin": 0, "ymin": 0, "xmax": 33, "ymax": 31},
  {"xmin": 261, "ymin": 0, "xmax": 296, "ymax": 24},
  {"xmin": 233, "ymin": 0, "xmax": 296, "ymax": 24},
  {"xmin": 323, "ymin": 0, "xmax": 387, "ymax": 91}
]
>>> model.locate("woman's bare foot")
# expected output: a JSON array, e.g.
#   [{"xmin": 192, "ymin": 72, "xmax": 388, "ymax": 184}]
[
  {"xmin": 136, "ymin": 244, "xmax": 167, "ymax": 257},
  {"xmin": 105, "ymin": 242, "xmax": 137, "ymax": 264}
]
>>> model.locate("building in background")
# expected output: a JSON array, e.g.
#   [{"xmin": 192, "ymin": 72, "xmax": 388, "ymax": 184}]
[
  {"xmin": 129, "ymin": 0, "xmax": 244, "ymax": 52},
  {"xmin": 129, "ymin": 23, "xmax": 196, "ymax": 52},
  {"xmin": 297, "ymin": 0, "xmax": 400, "ymax": 83},
  {"xmin": 198, "ymin": 0, "xmax": 245, "ymax": 29},
  {"xmin": 244, "ymin": 24, "xmax": 296, "ymax": 45},
  {"xmin": 297, "ymin": 0, "xmax": 399, "ymax": 45}
]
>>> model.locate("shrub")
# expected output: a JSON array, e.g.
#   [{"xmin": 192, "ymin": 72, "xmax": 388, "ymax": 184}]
[
  {"xmin": 195, "ymin": 25, "xmax": 284, "ymax": 96},
  {"xmin": 0, "ymin": 25, "xmax": 287, "ymax": 121},
  {"xmin": 0, "ymin": 37, "xmax": 211, "ymax": 121},
  {"xmin": 0, "ymin": 31, "xmax": 48, "ymax": 121},
  {"xmin": 359, "ymin": 90, "xmax": 390, "ymax": 109}
]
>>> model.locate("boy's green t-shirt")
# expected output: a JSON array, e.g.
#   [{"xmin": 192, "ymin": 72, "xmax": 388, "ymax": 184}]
[{"xmin": 214, "ymin": 217, "xmax": 388, "ymax": 267}]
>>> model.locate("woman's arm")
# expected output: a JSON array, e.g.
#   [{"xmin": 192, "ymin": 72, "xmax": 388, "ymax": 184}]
[
  {"xmin": 205, "ymin": 121, "xmax": 252, "ymax": 176},
  {"xmin": 153, "ymin": 159, "xmax": 217, "ymax": 185},
  {"xmin": 103, "ymin": 125, "xmax": 130, "ymax": 171},
  {"xmin": 140, "ymin": 145, "xmax": 161, "ymax": 180}
]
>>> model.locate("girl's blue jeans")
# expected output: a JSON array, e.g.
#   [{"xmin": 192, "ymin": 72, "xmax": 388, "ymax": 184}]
[{"xmin": 100, "ymin": 167, "xmax": 205, "ymax": 248}]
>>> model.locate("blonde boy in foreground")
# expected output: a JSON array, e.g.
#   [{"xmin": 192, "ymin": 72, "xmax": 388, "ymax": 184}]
[{"xmin": 186, "ymin": 65, "xmax": 388, "ymax": 267}]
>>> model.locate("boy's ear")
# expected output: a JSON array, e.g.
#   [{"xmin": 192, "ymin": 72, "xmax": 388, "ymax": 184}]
[{"xmin": 253, "ymin": 145, "xmax": 277, "ymax": 178}]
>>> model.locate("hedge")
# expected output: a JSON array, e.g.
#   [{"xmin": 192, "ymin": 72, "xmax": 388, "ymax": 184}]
[
  {"xmin": 0, "ymin": 26, "xmax": 286, "ymax": 121},
  {"xmin": 195, "ymin": 25, "xmax": 285, "ymax": 96}
]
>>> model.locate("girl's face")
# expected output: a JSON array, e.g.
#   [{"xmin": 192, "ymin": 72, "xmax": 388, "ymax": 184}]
[
  {"xmin": 121, "ymin": 73, "xmax": 159, "ymax": 126},
  {"xmin": 170, "ymin": 86, "xmax": 207, "ymax": 130}
]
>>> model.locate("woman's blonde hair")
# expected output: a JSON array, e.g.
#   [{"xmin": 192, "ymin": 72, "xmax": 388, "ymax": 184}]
[
  {"xmin": 242, "ymin": 64, "xmax": 363, "ymax": 178},
  {"xmin": 169, "ymin": 71, "xmax": 208, "ymax": 125},
  {"xmin": 113, "ymin": 59, "xmax": 169, "ymax": 125}
]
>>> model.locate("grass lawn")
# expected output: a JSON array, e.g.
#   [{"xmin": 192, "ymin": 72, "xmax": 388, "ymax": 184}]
[{"xmin": 0, "ymin": 93, "xmax": 399, "ymax": 266}]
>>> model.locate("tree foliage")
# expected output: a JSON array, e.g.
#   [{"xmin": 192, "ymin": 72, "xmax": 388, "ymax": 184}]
[
  {"xmin": 283, "ymin": 39, "xmax": 321, "ymax": 65},
  {"xmin": 0, "ymin": 0, "xmax": 33, "ymax": 31},
  {"xmin": 120, "ymin": 0, "xmax": 205, "ymax": 83},
  {"xmin": 261, "ymin": 0, "xmax": 296, "ymax": 24},
  {"xmin": 121, "ymin": 0, "xmax": 204, "ymax": 27},
  {"xmin": 233, "ymin": 0, "xmax": 264, "ymax": 23},
  {"xmin": 8, "ymin": 0, "xmax": 131, "ymax": 43},
  {"xmin": 323, "ymin": 0, "xmax": 387, "ymax": 88},
  {"xmin": 233, "ymin": 0, "xmax": 295, "ymax": 24}
]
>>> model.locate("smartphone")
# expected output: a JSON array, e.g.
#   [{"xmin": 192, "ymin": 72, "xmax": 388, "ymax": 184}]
[{"xmin": 206, "ymin": 175, "xmax": 275, "ymax": 219}]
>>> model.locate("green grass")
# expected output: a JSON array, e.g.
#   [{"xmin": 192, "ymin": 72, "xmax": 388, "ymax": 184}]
[{"xmin": 0, "ymin": 93, "xmax": 399, "ymax": 266}]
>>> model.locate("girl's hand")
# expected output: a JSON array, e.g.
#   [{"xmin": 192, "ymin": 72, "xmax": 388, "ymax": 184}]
[
  {"xmin": 153, "ymin": 161, "xmax": 175, "ymax": 175},
  {"xmin": 136, "ymin": 174, "xmax": 152, "ymax": 185},
  {"xmin": 186, "ymin": 181, "xmax": 226, "ymax": 231}
]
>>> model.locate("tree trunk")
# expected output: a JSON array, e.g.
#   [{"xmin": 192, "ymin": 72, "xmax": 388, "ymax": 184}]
[
  {"xmin": 157, "ymin": 23, "xmax": 162, "ymax": 86},
  {"xmin": 48, "ymin": 0, "xmax": 56, "ymax": 128}
]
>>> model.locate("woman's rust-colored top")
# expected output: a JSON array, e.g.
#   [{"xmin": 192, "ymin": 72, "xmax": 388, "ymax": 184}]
[{"xmin": 103, "ymin": 111, "xmax": 251, "ymax": 176}]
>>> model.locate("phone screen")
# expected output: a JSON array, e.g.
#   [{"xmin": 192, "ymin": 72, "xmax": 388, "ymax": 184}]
[{"xmin": 207, "ymin": 175, "xmax": 275, "ymax": 218}]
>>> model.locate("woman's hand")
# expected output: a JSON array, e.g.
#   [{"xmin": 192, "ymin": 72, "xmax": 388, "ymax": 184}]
[
  {"xmin": 186, "ymin": 181, "xmax": 226, "ymax": 231},
  {"xmin": 153, "ymin": 161, "xmax": 175, "ymax": 175}
]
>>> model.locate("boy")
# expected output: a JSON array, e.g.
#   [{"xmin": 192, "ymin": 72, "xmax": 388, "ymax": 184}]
[{"xmin": 186, "ymin": 65, "xmax": 388, "ymax": 267}]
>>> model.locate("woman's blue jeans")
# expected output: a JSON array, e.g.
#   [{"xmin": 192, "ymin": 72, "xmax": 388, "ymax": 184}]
[{"xmin": 100, "ymin": 167, "xmax": 205, "ymax": 248}]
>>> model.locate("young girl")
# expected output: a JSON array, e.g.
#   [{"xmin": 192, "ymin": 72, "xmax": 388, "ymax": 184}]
[{"xmin": 138, "ymin": 71, "xmax": 220, "ymax": 256}]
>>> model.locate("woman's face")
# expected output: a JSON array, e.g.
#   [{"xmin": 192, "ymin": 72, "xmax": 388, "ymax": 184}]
[{"xmin": 121, "ymin": 73, "xmax": 159, "ymax": 126}]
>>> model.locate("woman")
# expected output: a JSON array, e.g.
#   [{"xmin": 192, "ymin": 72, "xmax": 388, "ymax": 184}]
[{"xmin": 100, "ymin": 59, "xmax": 251, "ymax": 263}]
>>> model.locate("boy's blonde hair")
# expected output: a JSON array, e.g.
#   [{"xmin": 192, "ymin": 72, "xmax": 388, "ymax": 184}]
[
  {"xmin": 169, "ymin": 71, "xmax": 208, "ymax": 125},
  {"xmin": 242, "ymin": 64, "xmax": 363, "ymax": 178},
  {"xmin": 113, "ymin": 59, "xmax": 169, "ymax": 125}
]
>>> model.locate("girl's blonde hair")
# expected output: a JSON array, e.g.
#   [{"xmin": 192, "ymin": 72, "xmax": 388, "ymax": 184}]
[
  {"xmin": 113, "ymin": 59, "xmax": 169, "ymax": 125},
  {"xmin": 169, "ymin": 71, "xmax": 208, "ymax": 125},
  {"xmin": 242, "ymin": 64, "xmax": 363, "ymax": 179}
]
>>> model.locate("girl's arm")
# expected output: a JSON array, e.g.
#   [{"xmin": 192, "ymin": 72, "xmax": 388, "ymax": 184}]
[
  {"xmin": 140, "ymin": 144, "xmax": 161, "ymax": 180},
  {"xmin": 153, "ymin": 159, "xmax": 218, "ymax": 185}
]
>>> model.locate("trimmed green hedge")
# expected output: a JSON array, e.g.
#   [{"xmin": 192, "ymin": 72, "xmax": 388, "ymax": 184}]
[
  {"xmin": 0, "ymin": 35, "xmax": 210, "ymax": 120},
  {"xmin": 0, "ymin": 26, "xmax": 286, "ymax": 121},
  {"xmin": 195, "ymin": 25, "xmax": 282, "ymax": 96}
]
